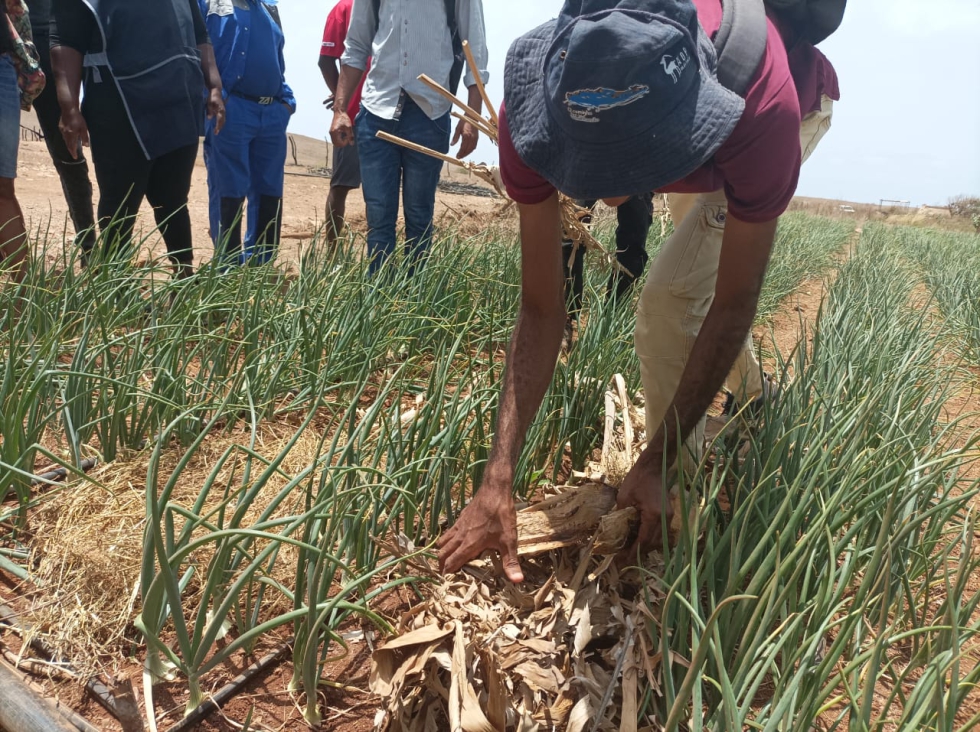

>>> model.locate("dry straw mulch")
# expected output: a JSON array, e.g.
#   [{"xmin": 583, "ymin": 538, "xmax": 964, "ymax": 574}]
[
  {"xmin": 25, "ymin": 419, "xmax": 325, "ymax": 679},
  {"xmin": 369, "ymin": 378, "xmax": 699, "ymax": 732}
]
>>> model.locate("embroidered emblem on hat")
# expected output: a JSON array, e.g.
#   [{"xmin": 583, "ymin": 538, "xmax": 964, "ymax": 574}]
[
  {"xmin": 564, "ymin": 85, "xmax": 650, "ymax": 123},
  {"xmin": 660, "ymin": 48, "xmax": 692, "ymax": 84}
]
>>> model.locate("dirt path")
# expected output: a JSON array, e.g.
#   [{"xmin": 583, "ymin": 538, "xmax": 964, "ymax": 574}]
[{"xmin": 15, "ymin": 137, "xmax": 510, "ymax": 272}]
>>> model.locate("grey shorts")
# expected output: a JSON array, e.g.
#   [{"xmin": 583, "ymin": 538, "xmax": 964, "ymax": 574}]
[
  {"xmin": 331, "ymin": 136, "xmax": 361, "ymax": 189},
  {"xmin": 0, "ymin": 56, "xmax": 20, "ymax": 180}
]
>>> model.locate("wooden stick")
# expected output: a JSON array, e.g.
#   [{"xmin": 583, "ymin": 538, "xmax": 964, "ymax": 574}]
[
  {"xmin": 450, "ymin": 111, "xmax": 495, "ymax": 139},
  {"xmin": 418, "ymin": 74, "xmax": 487, "ymax": 130},
  {"xmin": 462, "ymin": 40, "xmax": 497, "ymax": 128},
  {"xmin": 376, "ymin": 130, "xmax": 507, "ymax": 198},
  {"xmin": 376, "ymin": 131, "xmax": 464, "ymax": 168}
]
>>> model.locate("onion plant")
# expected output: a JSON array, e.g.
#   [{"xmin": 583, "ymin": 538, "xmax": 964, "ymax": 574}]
[
  {"xmin": 3, "ymin": 211, "xmax": 937, "ymax": 726},
  {"xmin": 643, "ymin": 223, "xmax": 980, "ymax": 729}
]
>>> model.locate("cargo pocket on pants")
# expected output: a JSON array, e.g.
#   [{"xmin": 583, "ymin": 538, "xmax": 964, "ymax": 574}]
[{"xmin": 667, "ymin": 202, "xmax": 727, "ymax": 299}]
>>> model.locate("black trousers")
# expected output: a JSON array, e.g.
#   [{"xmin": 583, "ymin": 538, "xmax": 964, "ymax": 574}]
[
  {"xmin": 32, "ymin": 33, "xmax": 97, "ymax": 250},
  {"xmin": 562, "ymin": 192, "xmax": 653, "ymax": 319},
  {"xmin": 85, "ymin": 83, "xmax": 197, "ymax": 268}
]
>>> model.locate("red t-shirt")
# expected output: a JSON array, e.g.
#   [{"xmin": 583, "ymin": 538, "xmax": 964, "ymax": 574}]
[
  {"xmin": 499, "ymin": 0, "xmax": 838, "ymax": 223},
  {"xmin": 320, "ymin": 0, "xmax": 368, "ymax": 121}
]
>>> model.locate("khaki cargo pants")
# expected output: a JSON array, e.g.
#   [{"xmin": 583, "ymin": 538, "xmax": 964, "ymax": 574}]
[{"xmin": 635, "ymin": 95, "xmax": 834, "ymax": 461}]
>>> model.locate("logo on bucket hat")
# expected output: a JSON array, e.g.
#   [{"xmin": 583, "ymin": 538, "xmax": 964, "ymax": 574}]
[
  {"xmin": 661, "ymin": 47, "xmax": 691, "ymax": 83},
  {"xmin": 564, "ymin": 84, "xmax": 650, "ymax": 123}
]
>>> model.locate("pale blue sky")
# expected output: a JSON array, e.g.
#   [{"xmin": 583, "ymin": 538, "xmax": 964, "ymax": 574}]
[{"xmin": 277, "ymin": 0, "xmax": 980, "ymax": 206}]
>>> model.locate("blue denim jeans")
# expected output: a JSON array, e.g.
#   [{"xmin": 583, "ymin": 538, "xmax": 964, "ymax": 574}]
[
  {"xmin": 355, "ymin": 95, "xmax": 450, "ymax": 276},
  {"xmin": 0, "ymin": 56, "xmax": 20, "ymax": 180}
]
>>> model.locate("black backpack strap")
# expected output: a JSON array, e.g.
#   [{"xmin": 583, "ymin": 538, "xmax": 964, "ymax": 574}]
[
  {"xmin": 444, "ymin": 0, "xmax": 457, "ymax": 34},
  {"xmin": 263, "ymin": 3, "xmax": 283, "ymax": 31},
  {"xmin": 372, "ymin": 0, "xmax": 381, "ymax": 34},
  {"xmin": 444, "ymin": 0, "xmax": 464, "ymax": 95},
  {"xmin": 714, "ymin": 0, "xmax": 768, "ymax": 96},
  {"xmin": 767, "ymin": 0, "xmax": 847, "ymax": 45}
]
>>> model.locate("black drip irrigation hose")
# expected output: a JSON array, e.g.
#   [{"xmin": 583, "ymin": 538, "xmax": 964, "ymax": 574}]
[
  {"xmin": 0, "ymin": 603, "xmax": 142, "ymax": 732},
  {"xmin": 30, "ymin": 457, "xmax": 99, "ymax": 487},
  {"xmin": 163, "ymin": 640, "xmax": 293, "ymax": 732}
]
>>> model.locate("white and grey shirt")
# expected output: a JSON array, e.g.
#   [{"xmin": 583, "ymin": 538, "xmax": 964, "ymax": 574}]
[{"xmin": 341, "ymin": 0, "xmax": 489, "ymax": 121}]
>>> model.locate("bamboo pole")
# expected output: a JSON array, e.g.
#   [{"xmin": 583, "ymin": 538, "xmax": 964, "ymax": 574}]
[
  {"xmin": 418, "ymin": 74, "xmax": 487, "ymax": 128},
  {"xmin": 450, "ymin": 111, "xmax": 496, "ymax": 139},
  {"xmin": 462, "ymin": 40, "xmax": 497, "ymax": 128},
  {"xmin": 376, "ymin": 131, "xmax": 462, "ymax": 168}
]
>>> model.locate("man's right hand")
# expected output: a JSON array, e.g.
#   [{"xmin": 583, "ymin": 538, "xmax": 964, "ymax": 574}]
[
  {"xmin": 437, "ymin": 480, "xmax": 523, "ymax": 583},
  {"xmin": 330, "ymin": 110, "xmax": 354, "ymax": 147},
  {"xmin": 616, "ymin": 454, "xmax": 674, "ymax": 555},
  {"xmin": 59, "ymin": 108, "xmax": 89, "ymax": 159}
]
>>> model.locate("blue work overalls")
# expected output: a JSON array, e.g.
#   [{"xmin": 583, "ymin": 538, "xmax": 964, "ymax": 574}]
[{"xmin": 200, "ymin": 0, "xmax": 295, "ymax": 265}]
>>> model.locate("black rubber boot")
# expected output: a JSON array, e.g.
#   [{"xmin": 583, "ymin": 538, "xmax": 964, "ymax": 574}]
[{"xmin": 250, "ymin": 196, "xmax": 282, "ymax": 266}]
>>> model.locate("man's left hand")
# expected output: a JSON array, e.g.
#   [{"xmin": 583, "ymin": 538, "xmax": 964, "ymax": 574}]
[
  {"xmin": 452, "ymin": 119, "xmax": 478, "ymax": 160},
  {"xmin": 207, "ymin": 88, "xmax": 226, "ymax": 134}
]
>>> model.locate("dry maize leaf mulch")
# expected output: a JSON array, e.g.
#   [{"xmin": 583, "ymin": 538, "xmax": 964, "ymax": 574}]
[
  {"xmin": 370, "ymin": 542, "xmax": 668, "ymax": 732},
  {"xmin": 369, "ymin": 377, "xmax": 691, "ymax": 732}
]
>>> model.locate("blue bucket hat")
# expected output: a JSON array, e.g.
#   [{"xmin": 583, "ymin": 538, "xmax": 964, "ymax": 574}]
[{"xmin": 504, "ymin": 0, "xmax": 745, "ymax": 200}]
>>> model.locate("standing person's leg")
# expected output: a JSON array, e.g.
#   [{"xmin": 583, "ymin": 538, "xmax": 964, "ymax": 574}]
[
  {"xmin": 0, "ymin": 180, "xmax": 27, "ymax": 284},
  {"xmin": 355, "ymin": 107, "xmax": 402, "ymax": 276},
  {"xmin": 86, "ymin": 96, "xmax": 152, "ymax": 264},
  {"xmin": 144, "ymin": 142, "xmax": 200, "ymax": 278},
  {"xmin": 635, "ymin": 189, "xmax": 729, "ymax": 463},
  {"xmin": 673, "ymin": 190, "xmax": 763, "ymax": 408},
  {"xmin": 243, "ymin": 102, "xmax": 289, "ymax": 266},
  {"xmin": 325, "ymin": 135, "xmax": 361, "ymax": 246},
  {"xmin": 203, "ymin": 128, "xmax": 219, "ymax": 247},
  {"xmin": 205, "ymin": 95, "xmax": 256, "ymax": 266},
  {"xmin": 31, "ymin": 36, "xmax": 97, "ymax": 254},
  {"xmin": 399, "ymin": 99, "xmax": 450, "ymax": 276},
  {"xmin": 0, "ymin": 55, "xmax": 27, "ymax": 284},
  {"xmin": 609, "ymin": 193, "xmax": 653, "ymax": 301}
]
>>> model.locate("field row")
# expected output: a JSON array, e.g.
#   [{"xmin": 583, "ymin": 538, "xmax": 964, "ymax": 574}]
[{"xmin": 2, "ymin": 216, "xmax": 979, "ymax": 728}]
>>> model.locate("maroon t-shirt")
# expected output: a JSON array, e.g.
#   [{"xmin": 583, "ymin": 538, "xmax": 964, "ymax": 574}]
[{"xmin": 499, "ymin": 0, "xmax": 839, "ymax": 223}]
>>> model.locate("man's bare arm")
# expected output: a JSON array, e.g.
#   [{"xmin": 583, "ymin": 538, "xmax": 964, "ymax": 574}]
[
  {"xmin": 199, "ymin": 42, "xmax": 226, "ymax": 133},
  {"xmin": 488, "ymin": 193, "xmax": 565, "ymax": 479},
  {"xmin": 329, "ymin": 64, "xmax": 365, "ymax": 146},
  {"xmin": 50, "ymin": 45, "xmax": 88, "ymax": 157},
  {"xmin": 617, "ymin": 215, "xmax": 778, "ymax": 547},
  {"xmin": 438, "ymin": 193, "xmax": 566, "ymax": 581},
  {"xmin": 319, "ymin": 55, "xmax": 339, "ymax": 95}
]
